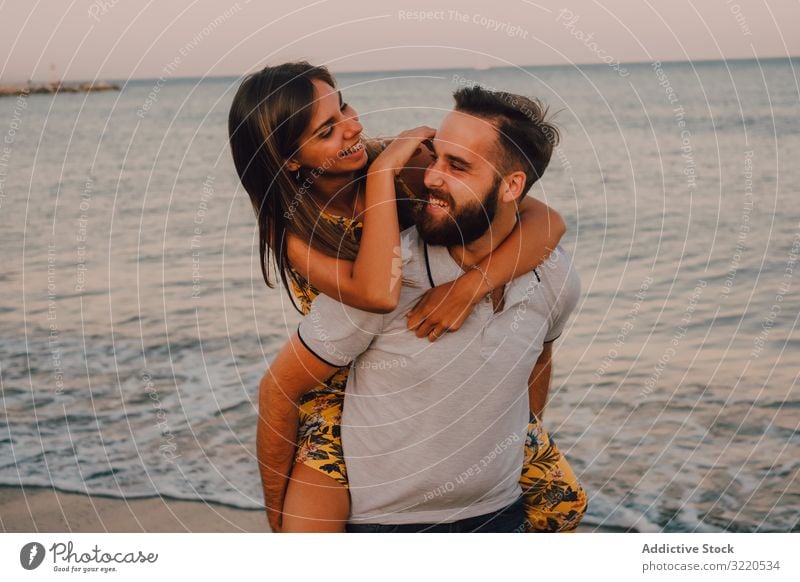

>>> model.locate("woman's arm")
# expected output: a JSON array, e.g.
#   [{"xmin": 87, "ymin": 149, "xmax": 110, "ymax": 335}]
[
  {"xmin": 407, "ymin": 196, "xmax": 566, "ymax": 339},
  {"xmin": 257, "ymin": 334, "xmax": 340, "ymax": 532},
  {"xmin": 287, "ymin": 126, "xmax": 435, "ymax": 314}
]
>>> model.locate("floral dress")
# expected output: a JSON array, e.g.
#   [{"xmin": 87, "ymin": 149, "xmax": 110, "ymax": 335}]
[{"xmin": 288, "ymin": 213, "xmax": 588, "ymax": 532}]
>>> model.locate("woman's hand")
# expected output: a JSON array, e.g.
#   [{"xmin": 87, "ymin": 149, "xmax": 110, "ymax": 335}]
[
  {"xmin": 369, "ymin": 126, "xmax": 436, "ymax": 178},
  {"xmin": 406, "ymin": 269, "xmax": 485, "ymax": 341}
]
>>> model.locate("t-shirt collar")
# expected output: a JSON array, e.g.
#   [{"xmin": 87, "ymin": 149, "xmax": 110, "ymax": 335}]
[{"xmin": 422, "ymin": 239, "xmax": 541, "ymax": 308}]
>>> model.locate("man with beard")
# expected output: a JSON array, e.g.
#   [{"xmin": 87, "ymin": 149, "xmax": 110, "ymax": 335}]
[{"xmin": 259, "ymin": 86, "xmax": 585, "ymax": 532}]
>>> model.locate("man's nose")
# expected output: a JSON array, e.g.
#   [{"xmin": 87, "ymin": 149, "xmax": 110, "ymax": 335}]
[{"xmin": 424, "ymin": 163, "xmax": 444, "ymax": 189}]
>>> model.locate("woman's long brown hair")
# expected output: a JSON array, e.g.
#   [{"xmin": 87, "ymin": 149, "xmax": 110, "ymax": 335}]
[{"xmin": 228, "ymin": 62, "xmax": 376, "ymax": 307}]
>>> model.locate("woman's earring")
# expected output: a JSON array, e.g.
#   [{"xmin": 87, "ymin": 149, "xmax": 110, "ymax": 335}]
[{"xmin": 295, "ymin": 169, "xmax": 301, "ymax": 182}]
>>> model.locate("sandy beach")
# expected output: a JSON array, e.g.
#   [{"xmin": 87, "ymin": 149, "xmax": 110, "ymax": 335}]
[
  {"xmin": 0, "ymin": 486, "xmax": 270, "ymax": 533},
  {"xmin": 0, "ymin": 486, "xmax": 614, "ymax": 533}
]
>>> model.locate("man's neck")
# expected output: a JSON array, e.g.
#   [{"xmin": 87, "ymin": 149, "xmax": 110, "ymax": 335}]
[{"xmin": 448, "ymin": 205, "xmax": 518, "ymax": 270}]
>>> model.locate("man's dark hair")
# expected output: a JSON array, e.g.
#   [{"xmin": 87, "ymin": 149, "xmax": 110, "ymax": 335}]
[{"xmin": 453, "ymin": 85, "xmax": 560, "ymax": 195}]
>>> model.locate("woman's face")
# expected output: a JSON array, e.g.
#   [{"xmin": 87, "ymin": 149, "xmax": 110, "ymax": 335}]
[{"xmin": 289, "ymin": 79, "xmax": 367, "ymax": 175}]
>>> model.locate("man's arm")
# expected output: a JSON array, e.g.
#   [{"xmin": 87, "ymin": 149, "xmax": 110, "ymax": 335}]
[
  {"xmin": 528, "ymin": 341, "xmax": 554, "ymax": 420},
  {"xmin": 257, "ymin": 333, "xmax": 339, "ymax": 532},
  {"xmin": 529, "ymin": 247, "xmax": 581, "ymax": 419}
]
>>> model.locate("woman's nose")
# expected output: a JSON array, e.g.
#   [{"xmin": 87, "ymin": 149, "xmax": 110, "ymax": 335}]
[{"xmin": 343, "ymin": 116, "xmax": 363, "ymax": 139}]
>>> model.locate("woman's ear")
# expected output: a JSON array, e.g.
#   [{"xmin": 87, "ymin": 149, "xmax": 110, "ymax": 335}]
[
  {"xmin": 501, "ymin": 171, "xmax": 526, "ymax": 203},
  {"xmin": 286, "ymin": 159, "xmax": 301, "ymax": 172}
]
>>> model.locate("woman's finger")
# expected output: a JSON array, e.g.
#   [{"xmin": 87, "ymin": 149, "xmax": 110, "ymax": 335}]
[
  {"xmin": 407, "ymin": 309, "xmax": 424, "ymax": 330},
  {"xmin": 416, "ymin": 317, "xmax": 437, "ymax": 338},
  {"xmin": 428, "ymin": 326, "xmax": 449, "ymax": 342},
  {"xmin": 406, "ymin": 295, "xmax": 431, "ymax": 328}
]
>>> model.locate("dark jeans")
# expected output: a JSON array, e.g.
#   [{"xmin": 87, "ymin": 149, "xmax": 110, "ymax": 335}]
[{"xmin": 346, "ymin": 497, "xmax": 525, "ymax": 533}]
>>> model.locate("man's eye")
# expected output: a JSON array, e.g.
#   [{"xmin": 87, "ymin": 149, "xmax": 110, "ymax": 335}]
[
  {"xmin": 340, "ymin": 102, "xmax": 349, "ymax": 111},
  {"xmin": 450, "ymin": 163, "xmax": 463, "ymax": 171}
]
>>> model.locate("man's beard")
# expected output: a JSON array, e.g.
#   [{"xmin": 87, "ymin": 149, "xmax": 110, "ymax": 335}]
[{"xmin": 414, "ymin": 177, "xmax": 501, "ymax": 247}]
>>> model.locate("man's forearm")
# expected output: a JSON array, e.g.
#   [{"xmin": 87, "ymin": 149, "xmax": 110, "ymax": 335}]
[
  {"xmin": 256, "ymin": 376, "xmax": 301, "ymax": 524},
  {"xmin": 254, "ymin": 334, "xmax": 345, "ymax": 530},
  {"xmin": 529, "ymin": 343, "xmax": 553, "ymax": 420}
]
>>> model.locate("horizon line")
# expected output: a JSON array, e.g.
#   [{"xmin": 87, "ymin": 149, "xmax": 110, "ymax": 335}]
[{"xmin": 4, "ymin": 54, "xmax": 798, "ymax": 85}]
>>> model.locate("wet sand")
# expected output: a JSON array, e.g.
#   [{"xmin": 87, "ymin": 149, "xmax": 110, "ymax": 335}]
[
  {"xmin": 0, "ymin": 486, "xmax": 613, "ymax": 532},
  {"xmin": 0, "ymin": 486, "xmax": 270, "ymax": 533}
]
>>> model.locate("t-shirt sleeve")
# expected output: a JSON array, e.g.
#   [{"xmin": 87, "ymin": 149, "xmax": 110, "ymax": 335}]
[
  {"xmin": 297, "ymin": 293, "xmax": 384, "ymax": 367},
  {"xmin": 544, "ymin": 255, "xmax": 582, "ymax": 343}
]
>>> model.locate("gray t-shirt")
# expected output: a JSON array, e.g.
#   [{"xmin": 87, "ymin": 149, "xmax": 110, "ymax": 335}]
[{"xmin": 298, "ymin": 227, "xmax": 580, "ymax": 524}]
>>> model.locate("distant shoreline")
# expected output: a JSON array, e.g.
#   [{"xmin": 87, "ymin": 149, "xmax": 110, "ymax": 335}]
[
  {"xmin": 2, "ymin": 54, "xmax": 797, "ymax": 88},
  {"xmin": 0, "ymin": 81, "xmax": 119, "ymax": 98}
]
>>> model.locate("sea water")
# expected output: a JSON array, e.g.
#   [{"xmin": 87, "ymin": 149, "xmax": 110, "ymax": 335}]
[{"xmin": 1, "ymin": 58, "xmax": 798, "ymax": 532}]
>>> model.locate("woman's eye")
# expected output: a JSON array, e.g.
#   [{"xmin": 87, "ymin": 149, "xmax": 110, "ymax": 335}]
[
  {"xmin": 340, "ymin": 102, "xmax": 349, "ymax": 112},
  {"xmin": 319, "ymin": 126, "xmax": 333, "ymax": 139}
]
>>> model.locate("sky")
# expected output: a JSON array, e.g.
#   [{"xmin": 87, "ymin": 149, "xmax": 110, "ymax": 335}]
[{"xmin": 1, "ymin": 0, "xmax": 799, "ymax": 82}]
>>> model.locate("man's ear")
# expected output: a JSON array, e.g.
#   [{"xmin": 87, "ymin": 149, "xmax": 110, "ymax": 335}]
[{"xmin": 501, "ymin": 171, "xmax": 526, "ymax": 203}]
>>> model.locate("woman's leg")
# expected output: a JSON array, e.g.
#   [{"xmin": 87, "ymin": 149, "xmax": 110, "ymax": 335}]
[
  {"xmin": 283, "ymin": 383, "xmax": 350, "ymax": 533},
  {"xmin": 281, "ymin": 462, "xmax": 350, "ymax": 532},
  {"xmin": 519, "ymin": 414, "xmax": 588, "ymax": 532}
]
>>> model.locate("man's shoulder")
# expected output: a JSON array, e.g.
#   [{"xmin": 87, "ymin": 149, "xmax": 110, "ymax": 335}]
[
  {"xmin": 539, "ymin": 245, "xmax": 581, "ymax": 309},
  {"xmin": 531, "ymin": 245, "xmax": 581, "ymax": 305},
  {"xmin": 537, "ymin": 245, "xmax": 577, "ymax": 282}
]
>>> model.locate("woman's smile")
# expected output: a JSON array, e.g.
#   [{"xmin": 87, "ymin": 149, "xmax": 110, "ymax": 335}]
[{"xmin": 338, "ymin": 139, "xmax": 366, "ymax": 160}]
